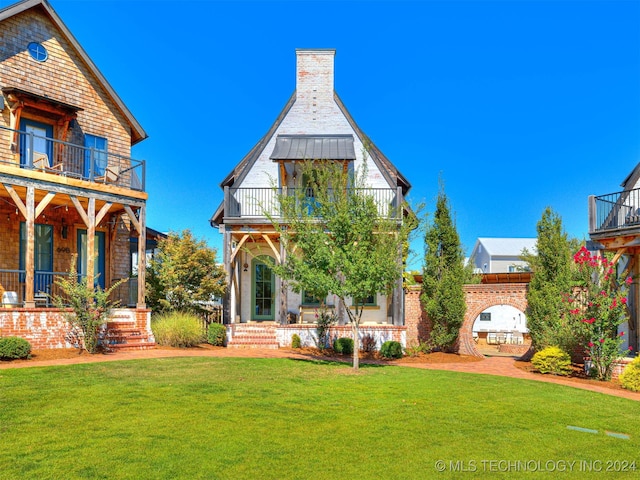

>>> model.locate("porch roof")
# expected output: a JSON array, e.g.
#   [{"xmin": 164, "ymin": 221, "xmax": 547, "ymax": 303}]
[{"xmin": 270, "ymin": 135, "xmax": 355, "ymax": 161}]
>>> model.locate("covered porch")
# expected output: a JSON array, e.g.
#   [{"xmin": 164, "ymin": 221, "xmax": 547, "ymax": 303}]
[
  {"xmin": 0, "ymin": 172, "xmax": 147, "ymax": 309},
  {"xmin": 589, "ymin": 189, "xmax": 640, "ymax": 353}
]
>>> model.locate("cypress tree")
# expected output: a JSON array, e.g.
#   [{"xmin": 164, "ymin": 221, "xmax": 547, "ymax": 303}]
[{"xmin": 421, "ymin": 185, "xmax": 466, "ymax": 352}]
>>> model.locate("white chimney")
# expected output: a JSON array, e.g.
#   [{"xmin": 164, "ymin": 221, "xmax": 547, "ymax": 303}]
[{"xmin": 295, "ymin": 49, "xmax": 335, "ymax": 104}]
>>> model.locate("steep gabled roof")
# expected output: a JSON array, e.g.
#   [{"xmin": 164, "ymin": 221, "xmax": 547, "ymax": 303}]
[
  {"xmin": 0, "ymin": 0, "xmax": 147, "ymax": 145},
  {"xmin": 335, "ymin": 93, "xmax": 410, "ymax": 193},
  {"xmin": 210, "ymin": 90, "xmax": 411, "ymax": 227}
]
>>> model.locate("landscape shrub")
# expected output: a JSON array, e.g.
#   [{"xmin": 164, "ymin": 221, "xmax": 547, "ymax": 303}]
[
  {"xmin": 333, "ymin": 337, "xmax": 354, "ymax": 355},
  {"xmin": 360, "ymin": 334, "xmax": 377, "ymax": 353},
  {"xmin": 380, "ymin": 340, "xmax": 403, "ymax": 359},
  {"xmin": 531, "ymin": 346, "xmax": 572, "ymax": 376},
  {"xmin": 291, "ymin": 333, "xmax": 302, "ymax": 349},
  {"xmin": 152, "ymin": 311, "xmax": 205, "ymax": 348},
  {"xmin": 619, "ymin": 356, "xmax": 640, "ymax": 392},
  {"xmin": 0, "ymin": 337, "xmax": 32, "ymax": 360},
  {"xmin": 207, "ymin": 323, "xmax": 227, "ymax": 346}
]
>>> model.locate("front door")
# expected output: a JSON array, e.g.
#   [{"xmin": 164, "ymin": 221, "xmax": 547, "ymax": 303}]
[
  {"xmin": 252, "ymin": 256, "xmax": 275, "ymax": 320},
  {"xmin": 19, "ymin": 119, "xmax": 53, "ymax": 168},
  {"xmin": 19, "ymin": 223, "xmax": 53, "ymax": 296},
  {"xmin": 77, "ymin": 230, "xmax": 106, "ymax": 289}
]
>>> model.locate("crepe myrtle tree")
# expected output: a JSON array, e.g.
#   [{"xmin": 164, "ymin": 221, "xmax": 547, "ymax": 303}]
[{"xmin": 266, "ymin": 161, "xmax": 416, "ymax": 369}]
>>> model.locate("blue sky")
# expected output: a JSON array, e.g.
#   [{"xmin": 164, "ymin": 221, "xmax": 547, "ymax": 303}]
[{"xmin": 44, "ymin": 0, "xmax": 640, "ymax": 269}]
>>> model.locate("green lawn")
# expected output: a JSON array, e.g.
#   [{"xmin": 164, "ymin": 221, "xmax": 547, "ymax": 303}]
[{"xmin": 1, "ymin": 357, "xmax": 639, "ymax": 479}]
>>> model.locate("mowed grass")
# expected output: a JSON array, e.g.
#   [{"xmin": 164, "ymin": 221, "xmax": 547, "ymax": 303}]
[{"xmin": 1, "ymin": 357, "xmax": 639, "ymax": 479}]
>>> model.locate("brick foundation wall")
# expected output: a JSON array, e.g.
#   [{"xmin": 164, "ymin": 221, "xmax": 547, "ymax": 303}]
[
  {"xmin": 0, "ymin": 308, "xmax": 151, "ymax": 349},
  {"xmin": 277, "ymin": 324, "xmax": 406, "ymax": 349}
]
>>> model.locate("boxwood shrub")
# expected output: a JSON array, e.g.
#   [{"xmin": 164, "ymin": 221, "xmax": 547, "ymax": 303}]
[
  {"xmin": 333, "ymin": 337, "xmax": 354, "ymax": 355},
  {"xmin": 0, "ymin": 336, "xmax": 32, "ymax": 360},
  {"xmin": 380, "ymin": 340, "xmax": 403, "ymax": 359},
  {"xmin": 291, "ymin": 333, "xmax": 302, "ymax": 349},
  {"xmin": 207, "ymin": 323, "xmax": 227, "ymax": 346},
  {"xmin": 531, "ymin": 346, "xmax": 572, "ymax": 376},
  {"xmin": 619, "ymin": 356, "xmax": 640, "ymax": 392}
]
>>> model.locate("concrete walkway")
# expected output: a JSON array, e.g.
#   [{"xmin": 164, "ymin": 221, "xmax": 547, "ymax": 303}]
[{"xmin": 1, "ymin": 347, "xmax": 638, "ymax": 402}]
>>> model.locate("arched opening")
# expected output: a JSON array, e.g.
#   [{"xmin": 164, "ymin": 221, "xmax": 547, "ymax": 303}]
[{"xmin": 472, "ymin": 305, "xmax": 529, "ymax": 354}]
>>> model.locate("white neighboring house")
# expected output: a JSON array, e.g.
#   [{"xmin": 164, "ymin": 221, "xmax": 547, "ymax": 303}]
[{"xmin": 470, "ymin": 238, "xmax": 537, "ymax": 274}]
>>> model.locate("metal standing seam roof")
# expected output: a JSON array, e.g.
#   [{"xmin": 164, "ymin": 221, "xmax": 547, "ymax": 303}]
[{"xmin": 270, "ymin": 135, "xmax": 356, "ymax": 160}]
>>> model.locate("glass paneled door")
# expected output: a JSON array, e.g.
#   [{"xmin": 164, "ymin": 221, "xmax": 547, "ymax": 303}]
[
  {"xmin": 77, "ymin": 230, "xmax": 106, "ymax": 289},
  {"xmin": 19, "ymin": 223, "xmax": 54, "ymax": 297},
  {"xmin": 19, "ymin": 119, "xmax": 53, "ymax": 168},
  {"xmin": 252, "ymin": 256, "xmax": 275, "ymax": 320}
]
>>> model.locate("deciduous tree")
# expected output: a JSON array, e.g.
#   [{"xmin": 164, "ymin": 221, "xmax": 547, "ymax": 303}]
[
  {"xmin": 268, "ymin": 161, "xmax": 416, "ymax": 369},
  {"xmin": 147, "ymin": 229, "xmax": 226, "ymax": 314}
]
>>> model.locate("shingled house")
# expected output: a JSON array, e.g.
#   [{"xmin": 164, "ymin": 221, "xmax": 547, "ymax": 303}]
[
  {"xmin": 589, "ymin": 163, "xmax": 640, "ymax": 354},
  {"xmin": 0, "ymin": 0, "xmax": 153, "ymax": 349},
  {"xmin": 210, "ymin": 49, "xmax": 411, "ymax": 348}
]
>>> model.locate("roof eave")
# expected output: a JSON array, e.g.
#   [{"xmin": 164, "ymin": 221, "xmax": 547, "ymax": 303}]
[{"xmin": 0, "ymin": 0, "xmax": 148, "ymax": 145}]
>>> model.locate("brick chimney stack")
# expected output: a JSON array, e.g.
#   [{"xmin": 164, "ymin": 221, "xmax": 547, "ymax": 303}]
[{"xmin": 295, "ymin": 49, "xmax": 335, "ymax": 107}]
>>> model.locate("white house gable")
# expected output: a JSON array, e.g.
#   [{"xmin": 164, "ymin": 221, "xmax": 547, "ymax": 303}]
[{"xmin": 236, "ymin": 49, "xmax": 390, "ymax": 191}]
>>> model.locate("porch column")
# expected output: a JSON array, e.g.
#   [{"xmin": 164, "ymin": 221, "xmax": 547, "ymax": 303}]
[
  {"xmin": 24, "ymin": 186, "xmax": 35, "ymax": 308},
  {"xmin": 279, "ymin": 240, "xmax": 288, "ymax": 324},
  {"xmin": 633, "ymin": 254, "xmax": 640, "ymax": 352},
  {"xmin": 223, "ymin": 227, "xmax": 233, "ymax": 323},
  {"xmin": 136, "ymin": 205, "xmax": 146, "ymax": 308},
  {"xmin": 86, "ymin": 198, "xmax": 96, "ymax": 289}
]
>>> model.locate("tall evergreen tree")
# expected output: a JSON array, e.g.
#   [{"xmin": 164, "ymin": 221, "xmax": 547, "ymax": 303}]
[
  {"xmin": 421, "ymin": 185, "xmax": 466, "ymax": 352},
  {"xmin": 523, "ymin": 207, "xmax": 580, "ymax": 352}
]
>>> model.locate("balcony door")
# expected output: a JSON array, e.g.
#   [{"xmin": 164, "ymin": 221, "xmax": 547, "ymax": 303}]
[
  {"xmin": 77, "ymin": 230, "xmax": 106, "ymax": 289},
  {"xmin": 252, "ymin": 256, "xmax": 275, "ymax": 321},
  {"xmin": 19, "ymin": 119, "xmax": 53, "ymax": 168}
]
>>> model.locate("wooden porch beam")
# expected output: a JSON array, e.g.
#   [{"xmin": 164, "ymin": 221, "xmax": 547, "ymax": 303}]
[
  {"xmin": 123, "ymin": 205, "xmax": 141, "ymax": 234},
  {"xmin": 86, "ymin": 198, "xmax": 96, "ymax": 289},
  {"xmin": 230, "ymin": 234, "xmax": 250, "ymax": 265},
  {"xmin": 137, "ymin": 205, "xmax": 146, "ymax": 308},
  {"xmin": 3, "ymin": 184, "xmax": 27, "ymax": 218},
  {"xmin": 95, "ymin": 202, "xmax": 113, "ymax": 226},
  {"xmin": 262, "ymin": 234, "xmax": 280, "ymax": 263},
  {"xmin": 24, "ymin": 187, "xmax": 35, "ymax": 308},
  {"xmin": 35, "ymin": 191, "xmax": 56, "ymax": 219},
  {"xmin": 70, "ymin": 195, "xmax": 89, "ymax": 227},
  {"xmin": 612, "ymin": 248, "xmax": 628, "ymax": 266}
]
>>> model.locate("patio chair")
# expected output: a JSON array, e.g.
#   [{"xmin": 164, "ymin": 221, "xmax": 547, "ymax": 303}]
[
  {"xmin": 2, "ymin": 291, "xmax": 19, "ymax": 307},
  {"xmin": 33, "ymin": 152, "xmax": 63, "ymax": 174},
  {"xmin": 96, "ymin": 165, "xmax": 120, "ymax": 185}
]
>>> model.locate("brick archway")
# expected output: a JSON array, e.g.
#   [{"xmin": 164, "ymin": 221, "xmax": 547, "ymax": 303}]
[{"xmin": 458, "ymin": 284, "xmax": 528, "ymax": 357}]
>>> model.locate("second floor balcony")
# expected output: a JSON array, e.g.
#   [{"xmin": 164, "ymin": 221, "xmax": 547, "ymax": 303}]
[
  {"xmin": 224, "ymin": 186, "xmax": 404, "ymax": 222},
  {"xmin": 0, "ymin": 125, "xmax": 145, "ymax": 192},
  {"xmin": 589, "ymin": 187, "xmax": 640, "ymax": 236}
]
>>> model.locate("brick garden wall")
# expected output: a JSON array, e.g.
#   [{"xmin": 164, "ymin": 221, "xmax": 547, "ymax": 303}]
[{"xmin": 404, "ymin": 283, "xmax": 529, "ymax": 357}]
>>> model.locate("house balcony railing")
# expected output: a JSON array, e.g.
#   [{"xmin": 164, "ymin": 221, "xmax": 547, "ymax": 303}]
[
  {"xmin": 0, "ymin": 269, "xmax": 138, "ymax": 308},
  {"xmin": 589, "ymin": 188, "xmax": 640, "ymax": 235},
  {"xmin": 0, "ymin": 125, "xmax": 145, "ymax": 191},
  {"xmin": 224, "ymin": 187, "xmax": 403, "ymax": 220}
]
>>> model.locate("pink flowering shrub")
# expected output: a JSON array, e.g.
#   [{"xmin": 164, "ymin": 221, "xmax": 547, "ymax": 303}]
[{"xmin": 568, "ymin": 246, "xmax": 632, "ymax": 380}]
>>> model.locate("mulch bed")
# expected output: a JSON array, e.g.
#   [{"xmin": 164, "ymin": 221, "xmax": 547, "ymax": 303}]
[{"xmin": 513, "ymin": 359, "xmax": 627, "ymax": 392}]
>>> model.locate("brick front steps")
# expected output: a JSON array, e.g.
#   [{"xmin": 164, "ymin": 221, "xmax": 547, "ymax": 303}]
[
  {"xmin": 105, "ymin": 321, "xmax": 155, "ymax": 352},
  {"xmin": 227, "ymin": 323, "xmax": 279, "ymax": 349}
]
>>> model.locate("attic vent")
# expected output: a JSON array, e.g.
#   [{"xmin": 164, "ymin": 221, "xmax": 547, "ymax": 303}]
[{"xmin": 27, "ymin": 42, "xmax": 48, "ymax": 62}]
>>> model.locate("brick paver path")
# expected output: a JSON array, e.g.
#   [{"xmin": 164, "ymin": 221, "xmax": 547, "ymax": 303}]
[{"xmin": 1, "ymin": 348, "xmax": 638, "ymax": 401}]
